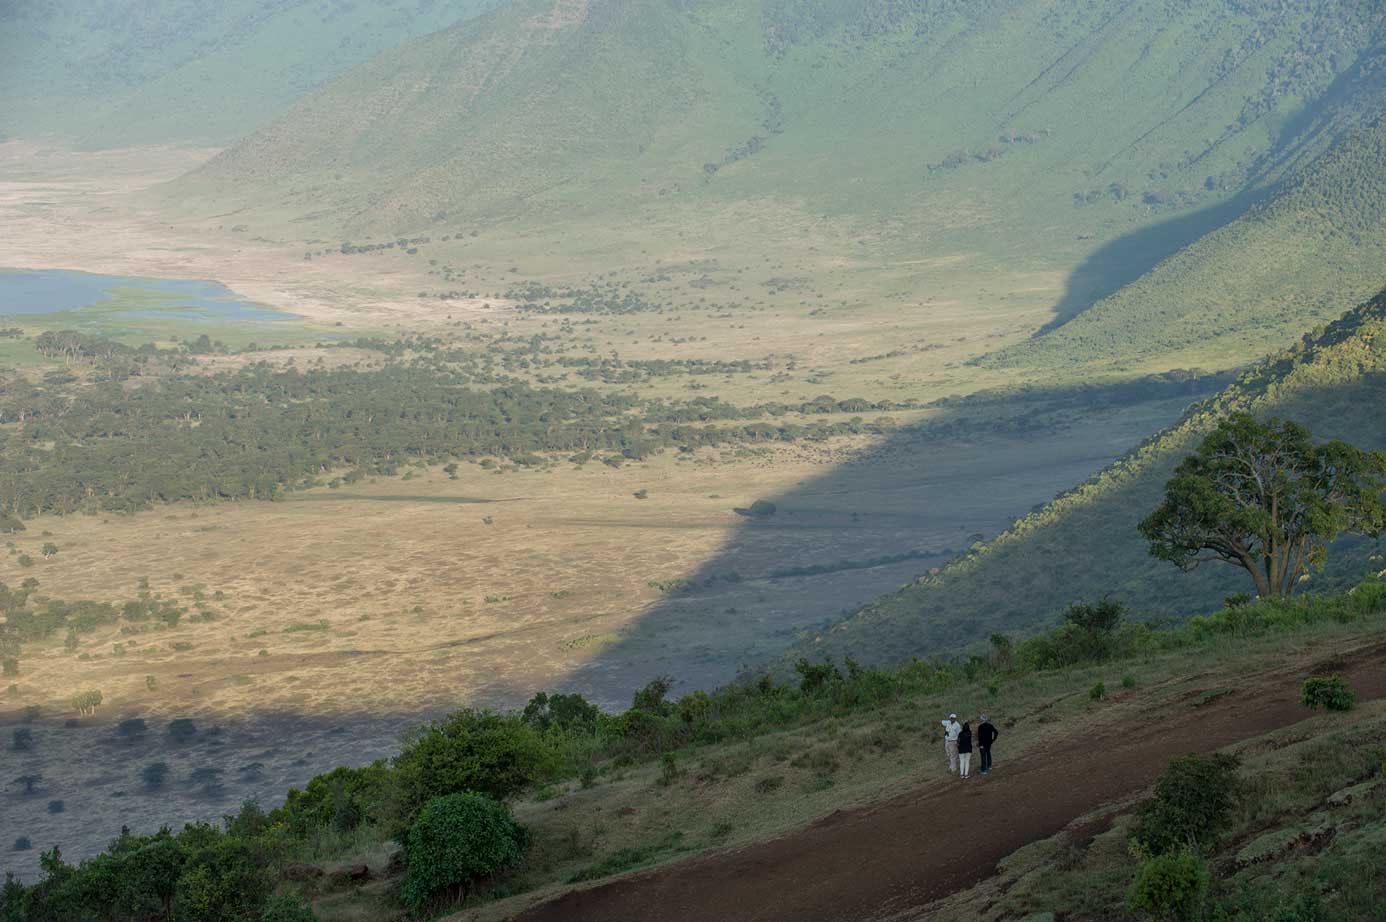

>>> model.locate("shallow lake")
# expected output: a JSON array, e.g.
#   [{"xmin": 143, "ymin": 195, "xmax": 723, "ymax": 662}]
[{"xmin": 0, "ymin": 268, "xmax": 293, "ymax": 322}]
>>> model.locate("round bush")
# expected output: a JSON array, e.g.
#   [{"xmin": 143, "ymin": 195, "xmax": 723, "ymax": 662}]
[
  {"xmin": 1127, "ymin": 850, "xmax": 1209, "ymax": 921},
  {"xmin": 402, "ymin": 792, "xmax": 526, "ymax": 911},
  {"xmin": 393, "ymin": 710, "xmax": 552, "ymax": 823},
  {"xmin": 1301, "ymin": 675, "xmax": 1354, "ymax": 712}
]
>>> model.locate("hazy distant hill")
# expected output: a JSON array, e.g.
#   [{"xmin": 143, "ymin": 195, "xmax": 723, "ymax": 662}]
[
  {"xmin": 179, "ymin": 0, "xmax": 1381, "ymax": 235},
  {"xmin": 810, "ymin": 286, "xmax": 1386, "ymax": 664},
  {"xmin": 0, "ymin": 0, "xmax": 495, "ymax": 146},
  {"xmin": 167, "ymin": 0, "xmax": 1386, "ymax": 368}
]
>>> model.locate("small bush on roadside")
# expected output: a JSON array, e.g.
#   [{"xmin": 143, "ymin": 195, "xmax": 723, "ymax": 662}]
[
  {"xmin": 401, "ymin": 792, "xmax": 526, "ymax": 911},
  {"xmin": 1127, "ymin": 850, "xmax": 1210, "ymax": 921},
  {"xmin": 1089, "ymin": 682, "xmax": 1106, "ymax": 700},
  {"xmin": 1301, "ymin": 676, "xmax": 1354, "ymax": 712},
  {"xmin": 1131, "ymin": 754, "xmax": 1241, "ymax": 856}
]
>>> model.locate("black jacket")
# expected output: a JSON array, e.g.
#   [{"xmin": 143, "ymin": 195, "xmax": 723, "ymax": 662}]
[
  {"xmin": 978, "ymin": 722, "xmax": 998, "ymax": 748},
  {"xmin": 958, "ymin": 727, "xmax": 973, "ymax": 754}
]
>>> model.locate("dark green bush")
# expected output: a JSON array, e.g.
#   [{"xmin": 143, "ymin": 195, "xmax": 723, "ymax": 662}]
[
  {"xmin": 1131, "ymin": 753, "xmax": 1241, "ymax": 856},
  {"xmin": 1301, "ymin": 676, "xmax": 1354, "ymax": 712},
  {"xmin": 393, "ymin": 710, "xmax": 552, "ymax": 829},
  {"xmin": 631, "ymin": 676, "xmax": 673, "ymax": 714},
  {"xmin": 259, "ymin": 892, "xmax": 317, "ymax": 922},
  {"xmin": 1127, "ymin": 850, "xmax": 1210, "ymax": 921},
  {"xmin": 521, "ymin": 691, "xmax": 600, "ymax": 735},
  {"xmin": 793, "ymin": 657, "xmax": 841, "ymax": 693},
  {"xmin": 401, "ymin": 792, "xmax": 526, "ymax": 911},
  {"xmin": 274, "ymin": 762, "xmax": 390, "ymax": 836}
]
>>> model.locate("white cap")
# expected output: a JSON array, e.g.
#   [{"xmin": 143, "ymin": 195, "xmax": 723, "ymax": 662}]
[{"xmin": 948, "ymin": 713, "xmax": 957, "ymax": 719}]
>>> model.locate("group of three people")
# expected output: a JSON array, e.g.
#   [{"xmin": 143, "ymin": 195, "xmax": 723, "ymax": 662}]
[{"xmin": 940, "ymin": 713, "xmax": 997, "ymax": 779}]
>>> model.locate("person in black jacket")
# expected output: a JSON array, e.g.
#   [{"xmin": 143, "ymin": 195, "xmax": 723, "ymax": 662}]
[
  {"xmin": 957, "ymin": 721, "xmax": 974, "ymax": 779},
  {"xmin": 977, "ymin": 715, "xmax": 999, "ymax": 775}
]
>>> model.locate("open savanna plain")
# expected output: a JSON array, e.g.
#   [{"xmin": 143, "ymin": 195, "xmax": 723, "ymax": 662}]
[
  {"xmin": 0, "ymin": 390, "xmax": 1190, "ymax": 878},
  {"xmin": 0, "ymin": 142, "xmax": 1224, "ymax": 877}
]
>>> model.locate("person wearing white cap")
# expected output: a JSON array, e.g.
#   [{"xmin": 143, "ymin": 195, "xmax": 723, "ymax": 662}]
[{"xmin": 940, "ymin": 713, "xmax": 961, "ymax": 774}]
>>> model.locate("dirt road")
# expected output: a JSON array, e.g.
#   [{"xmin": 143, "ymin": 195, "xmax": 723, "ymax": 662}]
[{"xmin": 509, "ymin": 640, "xmax": 1386, "ymax": 922}]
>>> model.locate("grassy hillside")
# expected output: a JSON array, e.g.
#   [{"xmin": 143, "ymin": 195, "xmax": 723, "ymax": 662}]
[
  {"xmin": 0, "ymin": 0, "xmax": 495, "ymax": 147},
  {"xmin": 808, "ymin": 287, "xmax": 1386, "ymax": 664},
  {"xmin": 989, "ymin": 104, "xmax": 1386, "ymax": 373},
  {"xmin": 177, "ymin": 0, "xmax": 1382, "ymax": 242},
  {"xmin": 161, "ymin": 0, "xmax": 1386, "ymax": 381}
]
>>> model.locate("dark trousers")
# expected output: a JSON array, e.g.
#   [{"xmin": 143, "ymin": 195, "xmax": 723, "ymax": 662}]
[{"xmin": 979, "ymin": 746, "xmax": 993, "ymax": 773}]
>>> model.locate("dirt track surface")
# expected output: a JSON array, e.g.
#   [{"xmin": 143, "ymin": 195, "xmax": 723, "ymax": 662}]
[{"xmin": 509, "ymin": 640, "xmax": 1386, "ymax": 922}]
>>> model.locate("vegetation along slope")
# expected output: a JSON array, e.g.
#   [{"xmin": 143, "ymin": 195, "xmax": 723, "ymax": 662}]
[{"xmin": 810, "ymin": 286, "xmax": 1386, "ymax": 665}]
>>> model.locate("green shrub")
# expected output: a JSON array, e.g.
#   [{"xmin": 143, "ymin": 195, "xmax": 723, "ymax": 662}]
[
  {"xmin": 393, "ymin": 710, "xmax": 553, "ymax": 828},
  {"xmin": 521, "ymin": 691, "xmax": 600, "ymax": 734},
  {"xmin": 747, "ymin": 499, "xmax": 777, "ymax": 517},
  {"xmin": 658, "ymin": 752, "xmax": 681, "ymax": 787},
  {"xmin": 1131, "ymin": 754, "xmax": 1241, "ymax": 856},
  {"xmin": 401, "ymin": 792, "xmax": 526, "ymax": 911},
  {"xmin": 1089, "ymin": 682, "xmax": 1106, "ymax": 700},
  {"xmin": 1301, "ymin": 676, "xmax": 1354, "ymax": 712},
  {"xmin": 1127, "ymin": 850, "xmax": 1210, "ymax": 921},
  {"xmin": 631, "ymin": 676, "xmax": 674, "ymax": 714},
  {"xmin": 793, "ymin": 657, "xmax": 841, "ymax": 693},
  {"xmin": 259, "ymin": 892, "xmax": 317, "ymax": 922},
  {"xmin": 1122, "ymin": 674, "xmax": 1138, "ymax": 689},
  {"xmin": 274, "ymin": 762, "xmax": 390, "ymax": 836}
]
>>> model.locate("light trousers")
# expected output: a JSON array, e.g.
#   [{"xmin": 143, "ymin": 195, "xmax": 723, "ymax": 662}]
[
  {"xmin": 959, "ymin": 752, "xmax": 972, "ymax": 777},
  {"xmin": 945, "ymin": 739, "xmax": 959, "ymax": 773}
]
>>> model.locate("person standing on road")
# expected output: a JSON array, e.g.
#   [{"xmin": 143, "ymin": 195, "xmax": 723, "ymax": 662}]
[
  {"xmin": 958, "ymin": 721, "xmax": 973, "ymax": 779},
  {"xmin": 941, "ymin": 713, "xmax": 961, "ymax": 774},
  {"xmin": 977, "ymin": 715, "xmax": 999, "ymax": 775}
]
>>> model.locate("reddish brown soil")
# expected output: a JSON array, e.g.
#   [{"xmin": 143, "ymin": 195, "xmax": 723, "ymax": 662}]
[{"xmin": 510, "ymin": 640, "xmax": 1386, "ymax": 922}]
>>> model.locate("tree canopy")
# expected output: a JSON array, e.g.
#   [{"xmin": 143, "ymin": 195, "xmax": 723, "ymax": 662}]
[{"xmin": 1139, "ymin": 414, "xmax": 1386, "ymax": 598}]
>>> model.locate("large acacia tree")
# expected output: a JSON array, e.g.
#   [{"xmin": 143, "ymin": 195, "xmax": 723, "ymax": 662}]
[{"xmin": 1140, "ymin": 414, "xmax": 1386, "ymax": 598}]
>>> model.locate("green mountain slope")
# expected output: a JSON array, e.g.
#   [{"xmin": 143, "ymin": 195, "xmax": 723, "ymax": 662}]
[
  {"xmin": 176, "ymin": 0, "xmax": 1383, "ymax": 246},
  {"xmin": 808, "ymin": 287, "xmax": 1386, "ymax": 664},
  {"xmin": 0, "ymin": 0, "xmax": 495, "ymax": 147},
  {"xmin": 988, "ymin": 101, "xmax": 1386, "ymax": 374}
]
